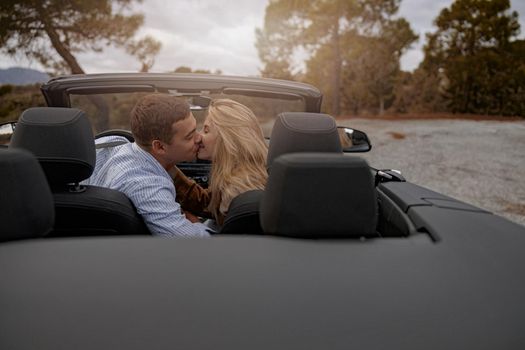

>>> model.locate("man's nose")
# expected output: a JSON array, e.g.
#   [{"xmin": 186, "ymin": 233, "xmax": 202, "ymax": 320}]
[{"xmin": 194, "ymin": 132, "xmax": 202, "ymax": 143}]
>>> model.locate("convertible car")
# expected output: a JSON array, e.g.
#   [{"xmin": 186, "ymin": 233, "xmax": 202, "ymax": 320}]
[{"xmin": 1, "ymin": 73, "xmax": 525, "ymax": 349}]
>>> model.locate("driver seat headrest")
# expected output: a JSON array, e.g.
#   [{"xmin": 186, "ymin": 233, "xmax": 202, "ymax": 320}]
[{"xmin": 10, "ymin": 107, "xmax": 96, "ymax": 186}]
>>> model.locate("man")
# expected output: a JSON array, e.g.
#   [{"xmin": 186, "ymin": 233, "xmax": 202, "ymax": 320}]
[{"xmin": 86, "ymin": 94, "xmax": 210, "ymax": 237}]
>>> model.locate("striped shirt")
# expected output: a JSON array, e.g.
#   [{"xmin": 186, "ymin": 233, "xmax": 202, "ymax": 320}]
[{"xmin": 85, "ymin": 136, "xmax": 210, "ymax": 237}]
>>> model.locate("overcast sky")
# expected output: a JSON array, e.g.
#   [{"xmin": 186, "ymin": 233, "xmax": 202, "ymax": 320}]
[{"xmin": 1, "ymin": 0, "xmax": 524, "ymax": 75}]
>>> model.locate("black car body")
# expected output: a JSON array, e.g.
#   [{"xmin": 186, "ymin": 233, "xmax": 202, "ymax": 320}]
[{"xmin": 1, "ymin": 73, "xmax": 525, "ymax": 349}]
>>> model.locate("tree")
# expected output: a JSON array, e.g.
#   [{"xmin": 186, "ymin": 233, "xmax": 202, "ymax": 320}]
[
  {"xmin": 0, "ymin": 0, "xmax": 157, "ymax": 75},
  {"xmin": 126, "ymin": 36, "xmax": 162, "ymax": 73},
  {"xmin": 256, "ymin": 0, "xmax": 416, "ymax": 116},
  {"xmin": 344, "ymin": 9, "xmax": 417, "ymax": 115},
  {"xmin": 256, "ymin": 0, "xmax": 360, "ymax": 115},
  {"xmin": 0, "ymin": 0, "xmax": 163, "ymax": 130},
  {"xmin": 173, "ymin": 66, "xmax": 222, "ymax": 75},
  {"xmin": 423, "ymin": 0, "xmax": 523, "ymax": 116},
  {"xmin": 255, "ymin": 27, "xmax": 295, "ymax": 81},
  {"xmin": 255, "ymin": 0, "xmax": 316, "ymax": 81},
  {"xmin": 390, "ymin": 69, "xmax": 448, "ymax": 114}
]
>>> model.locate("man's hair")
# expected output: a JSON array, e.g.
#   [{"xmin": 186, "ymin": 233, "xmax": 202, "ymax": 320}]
[{"xmin": 130, "ymin": 94, "xmax": 190, "ymax": 147}]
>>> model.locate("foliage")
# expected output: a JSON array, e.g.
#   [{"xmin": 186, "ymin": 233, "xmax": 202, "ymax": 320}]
[
  {"xmin": 422, "ymin": 0, "xmax": 524, "ymax": 116},
  {"xmin": 254, "ymin": 0, "xmax": 311, "ymax": 81},
  {"xmin": 0, "ymin": 84, "xmax": 14, "ymax": 96},
  {"xmin": 256, "ymin": 0, "xmax": 354, "ymax": 115},
  {"xmin": 0, "ymin": 0, "xmax": 160, "ymax": 74},
  {"xmin": 390, "ymin": 69, "xmax": 448, "ymax": 113},
  {"xmin": 173, "ymin": 66, "xmax": 223, "ymax": 75},
  {"xmin": 256, "ymin": 0, "xmax": 417, "ymax": 116},
  {"xmin": 0, "ymin": 84, "xmax": 46, "ymax": 123},
  {"xmin": 126, "ymin": 35, "xmax": 162, "ymax": 73},
  {"xmin": 336, "ymin": 14, "xmax": 417, "ymax": 115}
]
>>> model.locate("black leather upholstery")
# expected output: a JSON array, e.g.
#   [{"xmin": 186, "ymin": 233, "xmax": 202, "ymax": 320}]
[
  {"xmin": 221, "ymin": 190, "xmax": 264, "ymax": 234},
  {"xmin": 0, "ymin": 149, "xmax": 54, "ymax": 241},
  {"xmin": 10, "ymin": 107, "xmax": 149, "ymax": 237},
  {"xmin": 267, "ymin": 112, "xmax": 342, "ymax": 168},
  {"xmin": 260, "ymin": 153, "xmax": 378, "ymax": 238},
  {"xmin": 220, "ymin": 113, "xmax": 343, "ymax": 235},
  {"xmin": 51, "ymin": 186, "xmax": 149, "ymax": 236},
  {"xmin": 11, "ymin": 107, "xmax": 95, "ymax": 185}
]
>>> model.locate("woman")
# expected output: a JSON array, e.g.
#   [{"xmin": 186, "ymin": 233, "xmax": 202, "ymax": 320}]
[{"xmin": 171, "ymin": 99, "xmax": 268, "ymax": 226}]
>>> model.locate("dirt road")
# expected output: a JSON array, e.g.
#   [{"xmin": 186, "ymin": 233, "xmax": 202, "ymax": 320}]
[{"xmin": 339, "ymin": 117, "xmax": 525, "ymax": 226}]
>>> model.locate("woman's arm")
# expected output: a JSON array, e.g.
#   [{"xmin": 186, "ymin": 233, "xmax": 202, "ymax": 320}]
[{"xmin": 169, "ymin": 166, "xmax": 213, "ymax": 218}]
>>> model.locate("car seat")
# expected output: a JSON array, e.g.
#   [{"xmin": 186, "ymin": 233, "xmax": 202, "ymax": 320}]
[
  {"xmin": 221, "ymin": 112, "xmax": 343, "ymax": 234},
  {"xmin": 10, "ymin": 107, "xmax": 149, "ymax": 237},
  {"xmin": 0, "ymin": 148, "xmax": 54, "ymax": 242},
  {"xmin": 267, "ymin": 112, "xmax": 342, "ymax": 169},
  {"xmin": 260, "ymin": 153, "xmax": 378, "ymax": 238},
  {"xmin": 220, "ymin": 190, "xmax": 264, "ymax": 234}
]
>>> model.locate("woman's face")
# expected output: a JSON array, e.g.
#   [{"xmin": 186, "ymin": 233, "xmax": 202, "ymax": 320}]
[{"xmin": 197, "ymin": 118, "xmax": 218, "ymax": 160}]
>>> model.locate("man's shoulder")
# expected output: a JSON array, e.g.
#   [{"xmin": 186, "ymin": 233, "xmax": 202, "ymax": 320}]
[
  {"xmin": 91, "ymin": 138, "xmax": 168, "ymax": 186},
  {"xmin": 95, "ymin": 135, "xmax": 130, "ymax": 148},
  {"xmin": 97, "ymin": 141, "xmax": 147, "ymax": 169},
  {"xmin": 94, "ymin": 136, "xmax": 133, "ymax": 166}
]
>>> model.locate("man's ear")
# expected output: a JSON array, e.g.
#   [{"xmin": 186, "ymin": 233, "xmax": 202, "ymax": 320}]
[{"xmin": 151, "ymin": 140, "xmax": 165, "ymax": 155}]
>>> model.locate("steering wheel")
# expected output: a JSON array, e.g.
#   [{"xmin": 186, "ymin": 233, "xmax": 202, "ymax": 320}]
[{"xmin": 95, "ymin": 129, "xmax": 135, "ymax": 142}]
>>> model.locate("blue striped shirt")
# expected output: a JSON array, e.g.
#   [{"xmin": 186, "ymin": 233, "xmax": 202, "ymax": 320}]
[{"xmin": 85, "ymin": 136, "xmax": 210, "ymax": 237}]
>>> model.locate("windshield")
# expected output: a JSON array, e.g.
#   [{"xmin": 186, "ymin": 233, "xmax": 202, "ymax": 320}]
[{"xmin": 70, "ymin": 92, "xmax": 306, "ymax": 137}]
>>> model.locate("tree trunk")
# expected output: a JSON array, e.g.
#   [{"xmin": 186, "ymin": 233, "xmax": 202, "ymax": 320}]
[
  {"xmin": 331, "ymin": 19, "xmax": 341, "ymax": 117},
  {"xmin": 379, "ymin": 94, "xmax": 385, "ymax": 115},
  {"xmin": 462, "ymin": 74, "xmax": 472, "ymax": 113},
  {"xmin": 44, "ymin": 21, "xmax": 110, "ymax": 130},
  {"xmin": 43, "ymin": 24, "xmax": 85, "ymax": 75}
]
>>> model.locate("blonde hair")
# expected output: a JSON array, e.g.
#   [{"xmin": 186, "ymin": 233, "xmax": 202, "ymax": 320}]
[{"xmin": 206, "ymin": 99, "xmax": 268, "ymax": 223}]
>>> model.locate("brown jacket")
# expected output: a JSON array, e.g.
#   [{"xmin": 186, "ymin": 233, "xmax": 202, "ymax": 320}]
[{"xmin": 169, "ymin": 166, "xmax": 224, "ymax": 223}]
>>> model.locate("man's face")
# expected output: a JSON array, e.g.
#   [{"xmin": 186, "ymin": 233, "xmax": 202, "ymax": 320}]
[{"xmin": 164, "ymin": 113, "xmax": 200, "ymax": 165}]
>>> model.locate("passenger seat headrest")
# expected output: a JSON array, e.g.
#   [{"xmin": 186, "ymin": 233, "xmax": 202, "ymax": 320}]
[
  {"xmin": 267, "ymin": 112, "xmax": 342, "ymax": 168},
  {"xmin": 260, "ymin": 153, "xmax": 377, "ymax": 238},
  {"xmin": 10, "ymin": 107, "xmax": 95, "ymax": 185},
  {"xmin": 0, "ymin": 149, "xmax": 54, "ymax": 242}
]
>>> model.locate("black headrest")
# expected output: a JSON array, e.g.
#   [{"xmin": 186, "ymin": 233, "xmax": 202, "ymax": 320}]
[
  {"xmin": 10, "ymin": 107, "xmax": 95, "ymax": 185},
  {"xmin": 0, "ymin": 149, "xmax": 54, "ymax": 242},
  {"xmin": 267, "ymin": 112, "xmax": 342, "ymax": 168},
  {"xmin": 260, "ymin": 153, "xmax": 377, "ymax": 238},
  {"xmin": 221, "ymin": 190, "xmax": 263, "ymax": 234}
]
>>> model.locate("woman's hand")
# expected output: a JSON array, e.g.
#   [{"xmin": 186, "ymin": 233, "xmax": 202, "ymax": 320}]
[{"xmin": 183, "ymin": 210, "xmax": 201, "ymax": 223}]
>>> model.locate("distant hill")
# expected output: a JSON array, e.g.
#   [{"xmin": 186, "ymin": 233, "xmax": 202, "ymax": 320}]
[{"xmin": 0, "ymin": 67, "xmax": 49, "ymax": 85}]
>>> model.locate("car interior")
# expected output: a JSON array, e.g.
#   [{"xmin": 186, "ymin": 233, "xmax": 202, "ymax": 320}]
[
  {"xmin": 0, "ymin": 147, "xmax": 54, "ymax": 242},
  {"xmin": 8, "ymin": 107, "xmax": 149, "ymax": 238},
  {"xmin": 0, "ymin": 103, "xmax": 436, "ymax": 243}
]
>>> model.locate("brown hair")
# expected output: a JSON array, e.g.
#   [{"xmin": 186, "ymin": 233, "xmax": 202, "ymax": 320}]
[{"xmin": 130, "ymin": 94, "xmax": 190, "ymax": 147}]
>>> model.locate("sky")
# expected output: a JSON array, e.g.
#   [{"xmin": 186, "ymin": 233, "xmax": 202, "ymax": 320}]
[{"xmin": 1, "ymin": 0, "xmax": 524, "ymax": 76}]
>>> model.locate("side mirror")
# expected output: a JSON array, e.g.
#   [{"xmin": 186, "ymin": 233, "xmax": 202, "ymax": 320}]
[
  {"xmin": 0, "ymin": 121, "xmax": 17, "ymax": 147},
  {"xmin": 337, "ymin": 126, "xmax": 372, "ymax": 152}
]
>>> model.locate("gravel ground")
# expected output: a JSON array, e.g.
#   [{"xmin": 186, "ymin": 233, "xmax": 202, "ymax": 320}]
[{"xmin": 338, "ymin": 118, "xmax": 525, "ymax": 227}]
